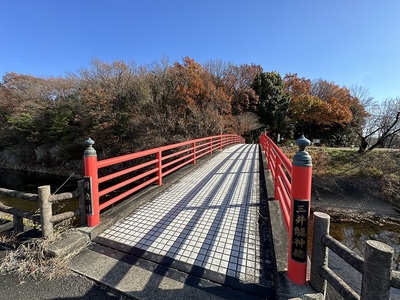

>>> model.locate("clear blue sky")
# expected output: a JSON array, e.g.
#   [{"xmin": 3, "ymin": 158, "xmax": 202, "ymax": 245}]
[{"xmin": 1, "ymin": 0, "xmax": 399, "ymax": 102}]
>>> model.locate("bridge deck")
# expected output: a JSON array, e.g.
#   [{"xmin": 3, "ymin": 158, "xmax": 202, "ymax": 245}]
[{"xmin": 93, "ymin": 144, "xmax": 275, "ymax": 298}]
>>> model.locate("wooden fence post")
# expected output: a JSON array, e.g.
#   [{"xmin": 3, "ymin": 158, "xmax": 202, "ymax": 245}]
[
  {"xmin": 12, "ymin": 213, "xmax": 24, "ymax": 234},
  {"xmin": 38, "ymin": 185, "xmax": 53, "ymax": 238},
  {"xmin": 361, "ymin": 240, "xmax": 394, "ymax": 300},
  {"xmin": 310, "ymin": 212, "xmax": 330, "ymax": 294}
]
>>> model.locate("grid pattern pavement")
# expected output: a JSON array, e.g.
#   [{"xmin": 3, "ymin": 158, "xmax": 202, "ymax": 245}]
[{"xmin": 98, "ymin": 144, "xmax": 266, "ymax": 284}]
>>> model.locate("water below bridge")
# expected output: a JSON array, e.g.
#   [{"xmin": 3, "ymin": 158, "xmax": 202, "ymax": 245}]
[{"xmin": 0, "ymin": 168, "xmax": 78, "ymax": 213}]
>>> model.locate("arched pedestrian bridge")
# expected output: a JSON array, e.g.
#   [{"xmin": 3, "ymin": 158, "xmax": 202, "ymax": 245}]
[{"xmin": 68, "ymin": 136, "xmax": 320, "ymax": 299}]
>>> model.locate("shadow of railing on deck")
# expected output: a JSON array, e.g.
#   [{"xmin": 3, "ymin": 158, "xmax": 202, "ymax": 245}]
[{"xmin": 93, "ymin": 144, "xmax": 275, "ymax": 299}]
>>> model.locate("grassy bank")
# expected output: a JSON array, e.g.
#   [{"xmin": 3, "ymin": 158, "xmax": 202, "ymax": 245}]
[{"xmin": 281, "ymin": 146, "xmax": 400, "ymax": 212}]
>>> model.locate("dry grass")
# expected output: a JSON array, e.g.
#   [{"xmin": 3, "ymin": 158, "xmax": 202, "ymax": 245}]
[
  {"xmin": 382, "ymin": 174, "xmax": 400, "ymax": 212},
  {"xmin": 0, "ymin": 237, "xmax": 73, "ymax": 280},
  {"xmin": 282, "ymin": 146, "xmax": 400, "ymax": 175},
  {"xmin": 0, "ymin": 218, "xmax": 77, "ymax": 280}
]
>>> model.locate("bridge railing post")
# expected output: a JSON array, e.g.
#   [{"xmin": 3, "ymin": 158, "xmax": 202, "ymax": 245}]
[
  {"xmin": 288, "ymin": 135, "xmax": 312, "ymax": 285},
  {"xmin": 84, "ymin": 138, "xmax": 100, "ymax": 227},
  {"xmin": 361, "ymin": 240, "xmax": 394, "ymax": 300}
]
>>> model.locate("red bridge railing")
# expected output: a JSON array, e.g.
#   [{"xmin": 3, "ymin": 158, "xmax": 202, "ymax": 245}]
[
  {"xmin": 259, "ymin": 133, "xmax": 312, "ymax": 285},
  {"xmin": 260, "ymin": 133, "xmax": 293, "ymax": 231},
  {"xmin": 83, "ymin": 134, "xmax": 244, "ymax": 227}
]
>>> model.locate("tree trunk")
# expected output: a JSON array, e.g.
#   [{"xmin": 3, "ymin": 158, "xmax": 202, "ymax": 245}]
[{"xmin": 358, "ymin": 137, "xmax": 368, "ymax": 153}]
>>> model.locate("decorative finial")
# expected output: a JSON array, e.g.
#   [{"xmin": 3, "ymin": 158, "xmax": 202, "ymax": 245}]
[
  {"xmin": 85, "ymin": 138, "xmax": 95, "ymax": 148},
  {"xmin": 296, "ymin": 135, "xmax": 311, "ymax": 151},
  {"xmin": 293, "ymin": 135, "xmax": 312, "ymax": 167},
  {"xmin": 84, "ymin": 138, "xmax": 97, "ymax": 156}
]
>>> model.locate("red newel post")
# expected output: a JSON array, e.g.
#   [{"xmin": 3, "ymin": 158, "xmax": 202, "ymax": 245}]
[
  {"xmin": 84, "ymin": 138, "xmax": 100, "ymax": 227},
  {"xmin": 288, "ymin": 135, "xmax": 312, "ymax": 285}
]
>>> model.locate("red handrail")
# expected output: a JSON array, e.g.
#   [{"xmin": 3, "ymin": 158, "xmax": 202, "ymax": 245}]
[
  {"xmin": 84, "ymin": 134, "xmax": 245, "ymax": 227},
  {"xmin": 259, "ymin": 133, "xmax": 292, "ymax": 231}
]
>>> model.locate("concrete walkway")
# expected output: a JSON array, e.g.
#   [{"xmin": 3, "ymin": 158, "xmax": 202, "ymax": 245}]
[{"xmin": 70, "ymin": 144, "xmax": 276, "ymax": 299}]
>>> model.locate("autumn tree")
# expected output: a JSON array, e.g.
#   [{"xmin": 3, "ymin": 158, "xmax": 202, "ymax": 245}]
[
  {"xmin": 0, "ymin": 73, "xmax": 77, "ymax": 142},
  {"xmin": 0, "ymin": 73, "xmax": 51, "ymax": 143},
  {"xmin": 312, "ymin": 79, "xmax": 368, "ymax": 145},
  {"xmin": 283, "ymin": 74, "xmax": 366, "ymax": 145},
  {"xmin": 0, "ymin": 72, "xmax": 84, "ymax": 165},
  {"xmin": 143, "ymin": 58, "xmax": 185, "ymax": 144},
  {"xmin": 168, "ymin": 57, "xmax": 231, "ymax": 137},
  {"xmin": 213, "ymin": 62, "xmax": 262, "ymax": 114},
  {"xmin": 72, "ymin": 59, "xmax": 153, "ymax": 154},
  {"xmin": 0, "ymin": 58, "xmax": 380, "ymax": 171},
  {"xmin": 311, "ymin": 79, "xmax": 353, "ymax": 124},
  {"xmin": 227, "ymin": 112, "xmax": 263, "ymax": 136},
  {"xmin": 284, "ymin": 73, "xmax": 317, "ymax": 137},
  {"xmin": 204, "ymin": 61, "xmax": 262, "ymax": 135}
]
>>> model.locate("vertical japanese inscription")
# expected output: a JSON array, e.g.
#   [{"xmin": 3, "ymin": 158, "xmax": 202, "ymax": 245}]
[
  {"xmin": 84, "ymin": 176, "xmax": 93, "ymax": 215},
  {"xmin": 291, "ymin": 199, "xmax": 309, "ymax": 263}
]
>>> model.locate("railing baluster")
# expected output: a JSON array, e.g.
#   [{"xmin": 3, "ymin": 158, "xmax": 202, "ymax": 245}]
[
  {"xmin": 274, "ymin": 156, "xmax": 281, "ymax": 200},
  {"xmin": 156, "ymin": 150, "xmax": 163, "ymax": 186},
  {"xmin": 192, "ymin": 141, "xmax": 197, "ymax": 164}
]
